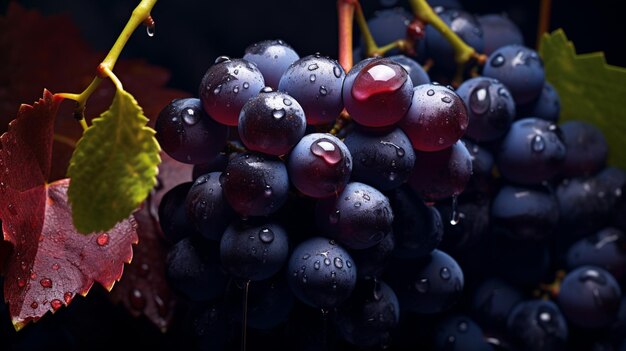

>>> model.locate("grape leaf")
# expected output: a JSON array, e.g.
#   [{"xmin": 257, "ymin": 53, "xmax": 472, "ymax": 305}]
[
  {"xmin": 110, "ymin": 153, "xmax": 193, "ymax": 332},
  {"xmin": 539, "ymin": 29, "xmax": 626, "ymax": 170},
  {"xmin": 67, "ymin": 89, "xmax": 161, "ymax": 234},
  {"xmin": 0, "ymin": 91, "xmax": 139, "ymax": 330}
]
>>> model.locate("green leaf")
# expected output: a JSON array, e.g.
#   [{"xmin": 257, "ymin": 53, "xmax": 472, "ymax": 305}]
[
  {"xmin": 539, "ymin": 29, "xmax": 626, "ymax": 170},
  {"xmin": 68, "ymin": 89, "xmax": 160, "ymax": 234}
]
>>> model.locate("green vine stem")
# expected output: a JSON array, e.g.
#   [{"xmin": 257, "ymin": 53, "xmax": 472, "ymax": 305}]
[
  {"xmin": 408, "ymin": 0, "xmax": 486, "ymax": 83},
  {"xmin": 57, "ymin": 0, "xmax": 158, "ymax": 130}
]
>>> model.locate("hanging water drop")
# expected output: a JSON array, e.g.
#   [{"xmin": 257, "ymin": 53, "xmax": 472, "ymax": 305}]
[{"xmin": 450, "ymin": 195, "xmax": 461, "ymax": 225}]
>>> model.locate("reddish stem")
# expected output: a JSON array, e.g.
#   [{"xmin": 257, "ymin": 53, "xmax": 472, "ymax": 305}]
[{"xmin": 337, "ymin": 0, "xmax": 355, "ymax": 72}]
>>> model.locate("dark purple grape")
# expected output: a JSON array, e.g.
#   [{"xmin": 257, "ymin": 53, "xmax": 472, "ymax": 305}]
[
  {"xmin": 560, "ymin": 120, "xmax": 608, "ymax": 178},
  {"xmin": 185, "ymin": 172, "xmax": 234, "ymax": 241},
  {"xmin": 507, "ymin": 299, "xmax": 568, "ymax": 351},
  {"xmin": 472, "ymin": 278, "xmax": 523, "ymax": 331},
  {"xmin": 556, "ymin": 170, "xmax": 622, "ymax": 243},
  {"xmin": 399, "ymin": 84, "xmax": 469, "ymax": 152},
  {"xmin": 389, "ymin": 249, "xmax": 464, "ymax": 314},
  {"xmin": 434, "ymin": 315, "xmax": 494, "ymax": 351},
  {"xmin": 243, "ymin": 39, "xmax": 300, "ymax": 89},
  {"xmin": 496, "ymin": 118, "xmax": 566, "ymax": 185},
  {"xmin": 166, "ymin": 237, "xmax": 227, "ymax": 301},
  {"xmin": 278, "ymin": 54, "xmax": 345, "ymax": 125},
  {"xmin": 158, "ymin": 181, "xmax": 197, "ymax": 243},
  {"xmin": 482, "ymin": 45, "xmax": 545, "ymax": 105},
  {"xmin": 518, "ymin": 82, "xmax": 561, "ymax": 122},
  {"xmin": 478, "ymin": 14, "xmax": 524, "ymax": 56},
  {"xmin": 199, "ymin": 56, "xmax": 265, "ymax": 126},
  {"xmin": 343, "ymin": 57, "xmax": 414, "ymax": 127},
  {"xmin": 155, "ymin": 98, "xmax": 228, "ymax": 164},
  {"xmin": 389, "ymin": 185, "xmax": 443, "ymax": 260},
  {"xmin": 316, "ymin": 182, "xmax": 393, "ymax": 250},
  {"xmin": 567, "ymin": 228, "xmax": 626, "ymax": 281},
  {"xmin": 462, "ymin": 139, "xmax": 496, "ymax": 195},
  {"xmin": 423, "ymin": 9, "xmax": 484, "ymax": 77},
  {"xmin": 220, "ymin": 220, "xmax": 289, "ymax": 281},
  {"xmin": 348, "ymin": 233, "xmax": 395, "ymax": 280},
  {"xmin": 491, "ymin": 185, "xmax": 559, "ymax": 242},
  {"xmin": 288, "ymin": 133, "xmax": 352, "ymax": 198},
  {"xmin": 388, "ymin": 55, "xmax": 431, "ymax": 86},
  {"xmin": 557, "ymin": 266, "xmax": 622, "ymax": 329},
  {"xmin": 334, "ymin": 280, "xmax": 400, "ymax": 348},
  {"xmin": 286, "ymin": 237, "xmax": 357, "ymax": 309},
  {"xmin": 456, "ymin": 77, "xmax": 515, "ymax": 142},
  {"xmin": 408, "ymin": 140, "xmax": 473, "ymax": 201},
  {"xmin": 343, "ymin": 127, "xmax": 415, "ymax": 191},
  {"xmin": 222, "ymin": 152, "xmax": 289, "ymax": 216},
  {"xmin": 238, "ymin": 88, "xmax": 306, "ymax": 156}
]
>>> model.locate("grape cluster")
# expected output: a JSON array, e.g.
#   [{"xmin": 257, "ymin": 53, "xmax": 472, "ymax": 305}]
[{"xmin": 155, "ymin": 3, "xmax": 626, "ymax": 350}]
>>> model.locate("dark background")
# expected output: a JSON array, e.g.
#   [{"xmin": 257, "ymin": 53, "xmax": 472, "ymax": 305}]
[{"xmin": 9, "ymin": 0, "xmax": 626, "ymax": 95}]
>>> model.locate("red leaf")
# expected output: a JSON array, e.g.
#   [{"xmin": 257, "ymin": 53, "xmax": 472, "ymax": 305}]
[
  {"xmin": 0, "ymin": 92, "xmax": 138, "ymax": 330},
  {"xmin": 109, "ymin": 153, "xmax": 193, "ymax": 332}
]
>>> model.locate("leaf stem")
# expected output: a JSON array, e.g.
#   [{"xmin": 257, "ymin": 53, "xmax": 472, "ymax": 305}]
[
  {"xmin": 57, "ymin": 0, "xmax": 157, "ymax": 127},
  {"xmin": 337, "ymin": 0, "xmax": 355, "ymax": 72},
  {"xmin": 408, "ymin": 0, "xmax": 486, "ymax": 82}
]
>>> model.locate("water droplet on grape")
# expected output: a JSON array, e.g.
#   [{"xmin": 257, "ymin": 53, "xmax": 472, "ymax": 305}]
[
  {"xmin": 283, "ymin": 98, "xmax": 292, "ymax": 106},
  {"xmin": 261, "ymin": 86, "xmax": 273, "ymax": 93},
  {"xmin": 259, "ymin": 228, "xmax": 275, "ymax": 243},
  {"xmin": 324, "ymin": 258, "xmax": 331, "ymax": 266},
  {"xmin": 578, "ymin": 268, "xmax": 607, "ymax": 284},
  {"xmin": 427, "ymin": 89, "xmax": 435, "ymax": 96},
  {"xmin": 309, "ymin": 74, "xmax": 317, "ymax": 82},
  {"xmin": 333, "ymin": 65, "xmax": 343, "ymax": 78},
  {"xmin": 352, "ymin": 60, "xmax": 407, "ymax": 101},
  {"xmin": 319, "ymin": 85, "xmax": 328, "ymax": 96},
  {"xmin": 354, "ymin": 202, "xmax": 361, "ymax": 208},
  {"xmin": 440, "ymin": 267, "xmax": 451, "ymax": 280},
  {"xmin": 302, "ymin": 275, "xmax": 308, "ymax": 283},
  {"xmin": 52, "ymin": 263, "xmax": 60, "ymax": 270},
  {"xmin": 272, "ymin": 108, "xmax": 285, "ymax": 119},
  {"xmin": 491, "ymin": 54, "xmax": 506, "ymax": 67},
  {"xmin": 243, "ymin": 82, "xmax": 250, "ymax": 89},
  {"xmin": 469, "ymin": 87, "xmax": 490, "ymax": 114},
  {"xmin": 213, "ymin": 85, "xmax": 222, "ymax": 95},
  {"xmin": 7, "ymin": 203, "xmax": 17, "ymax": 216},
  {"xmin": 233, "ymin": 86, "xmax": 239, "ymax": 94},
  {"xmin": 441, "ymin": 96, "xmax": 452, "ymax": 104},
  {"xmin": 31, "ymin": 301, "xmax": 38, "ymax": 309},
  {"xmin": 415, "ymin": 278, "xmax": 430, "ymax": 293},
  {"xmin": 182, "ymin": 108, "xmax": 199, "ymax": 125},
  {"xmin": 130, "ymin": 288, "xmax": 146, "ymax": 311},
  {"xmin": 329, "ymin": 210, "xmax": 340, "ymax": 224},
  {"xmin": 17, "ymin": 277, "xmax": 25, "ymax": 288},
  {"xmin": 334, "ymin": 257, "xmax": 344, "ymax": 269},
  {"xmin": 310, "ymin": 138, "xmax": 342, "ymax": 165},
  {"xmin": 314, "ymin": 261, "xmax": 321, "ymax": 270},
  {"xmin": 308, "ymin": 63, "xmax": 319, "ymax": 71},
  {"xmin": 531, "ymin": 135, "xmax": 545, "ymax": 152}
]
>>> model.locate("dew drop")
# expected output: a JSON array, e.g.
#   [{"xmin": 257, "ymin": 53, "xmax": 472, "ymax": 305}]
[
  {"xmin": 243, "ymin": 82, "xmax": 250, "ymax": 89},
  {"xmin": 17, "ymin": 277, "xmax": 26, "ymax": 288},
  {"xmin": 531, "ymin": 135, "xmax": 545, "ymax": 152},
  {"xmin": 346, "ymin": 260, "xmax": 352, "ymax": 268},
  {"xmin": 308, "ymin": 63, "xmax": 319, "ymax": 71},
  {"xmin": 96, "ymin": 233, "xmax": 110, "ymax": 246},
  {"xmin": 283, "ymin": 98, "xmax": 292, "ymax": 106},
  {"xmin": 130, "ymin": 288, "xmax": 147, "ymax": 311},
  {"xmin": 233, "ymin": 86, "xmax": 240, "ymax": 94},
  {"xmin": 31, "ymin": 301, "xmax": 38, "ymax": 309},
  {"xmin": 30, "ymin": 272, "xmax": 37, "ymax": 280},
  {"xmin": 314, "ymin": 261, "xmax": 321, "ymax": 270},
  {"xmin": 457, "ymin": 321, "xmax": 468, "ymax": 332},
  {"xmin": 40, "ymin": 278, "xmax": 52, "ymax": 288},
  {"xmin": 354, "ymin": 202, "xmax": 362, "ymax": 208},
  {"xmin": 182, "ymin": 108, "xmax": 200, "ymax": 125},
  {"xmin": 491, "ymin": 54, "xmax": 506, "ymax": 67},
  {"xmin": 272, "ymin": 108, "xmax": 286, "ymax": 119},
  {"xmin": 415, "ymin": 278, "xmax": 430, "ymax": 293},
  {"xmin": 7, "ymin": 203, "xmax": 17, "ymax": 216},
  {"xmin": 259, "ymin": 228, "xmax": 275, "ymax": 243},
  {"xmin": 50, "ymin": 299, "xmax": 63, "ymax": 311},
  {"xmin": 319, "ymin": 85, "xmax": 328, "ymax": 96},
  {"xmin": 302, "ymin": 254, "xmax": 311, "ymax": 260},
  {"xmin": 52, "ymin": 263, "xmax": 60, "ymax": 271},
  {"xmin": 234, "ymin": 69, "xmax": 239, "ymax": 75},
  {"xmin": 310, "ymin": 138, "xmax": 342, "ymax": 165},
  {"xmin": 302, "ymin": 275, "xmax": 308, "ymax": 283},
  {"xmin": 331, "ymin": 271, "xmax": 336, "ymax": 278},
  {"xmin": 441, "ymin": 96, "xmax": 452, "ymax": 104},
  {"xmin": 146, "ymin": 24, "xmax": 155, "ymax": 37},
  {"xmin": 64, "ymin": 292, "xmax": 73, "ymax": 304},
  {"xmin": 388, "ymin": 172, "xmax": 397, "ymax": 181},
  {"xmin": 309, "ymin": 74, "xmax": 316, "ymax": 82},
  {"xmin": 213, "ymin": 85, "xmax": 222, "ymax": 95},
  {"xmin": 440, "ymin": 267, "xmax": 451, "ymax": 280},
  {"xmin": 427, "ymin": 89, "xmax": 435, "ymax": 96},
  {"xmin": 450, "ymin": 195, "xmax": 460, "ymax": 225},
  {"xmin": 139, "ymin": 263, "xmax": 150, "ymax": 277},
  {"xmin": 333, "ymin": 65, "xmax": 343, "ymax": 78},
  {"xmin": 155, "ymin": 295, "xmax": 168, "ymax": 317},
  {"xmin": 334, "ymin": 257, "xmax": 344, "ymax": 269},
  {"xmin": 261, "ymin": 86, "xmax": 273, "ymax": 93},
  {"xmin": 469, "ymin": 87, "xmax": 490, "ymax": 115},
  {"xmin": 324, "ymin": 258, "xmax": 331, "ymax": 266}
]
